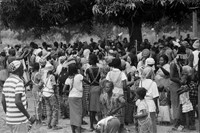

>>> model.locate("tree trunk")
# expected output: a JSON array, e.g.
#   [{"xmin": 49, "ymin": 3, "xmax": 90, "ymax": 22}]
[{"xmin": 128, "ymin": 21, "xmax": 142, "ymax": 50}]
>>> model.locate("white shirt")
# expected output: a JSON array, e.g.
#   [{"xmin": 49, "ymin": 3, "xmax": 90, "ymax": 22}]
[
  {"xmin": 155, "ymin": 64, "xmax": 170, "ymax": 80},
  {"xmin": 136, "ymin": 99, "xmax": 149, "ymax": 115},
  {"xmin": 55, "ymin": 64, "xmax": 63, "ymax": 75},
  {"xmin": 193, "ymin": 50, "xmax": 199, "ymax": 71},
  {"xmin": 65, "ymin": 74, "xmax": 83, "ymax": 98},
  {"xmin": 139, "ymin": 79, "xmax": 159, "ymax": 112},
  {"xmin": 106, "ymin": 68, "xmax": 127, "ymax": 95}
]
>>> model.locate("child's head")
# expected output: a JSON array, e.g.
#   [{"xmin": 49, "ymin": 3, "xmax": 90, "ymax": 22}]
[
  {"xmin": 181, "ymin": 65, "xmax": 192, "ymax": 84},
  {"xmin": 136, "ymin": 87, "xmax": 147, "ymax": 100},
  {"xmin": 104, "ymin": 81, "xmax": 114, "ymax": 94}
]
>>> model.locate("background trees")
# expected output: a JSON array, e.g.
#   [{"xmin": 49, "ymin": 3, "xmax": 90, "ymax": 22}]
[
  {"xmin": 93, "ymin": 0, "xmax": 200, "ymax": 45},
  {"xmin": 0, "ymin": 0, "xmax": 95, "ymax": 37}
]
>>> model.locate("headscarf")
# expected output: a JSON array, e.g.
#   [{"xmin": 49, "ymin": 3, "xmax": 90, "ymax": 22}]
[
  {"xmin": 39, "ymin": 58, "xmax": 47, "ymax": 66},
  {"xmin": 83, "ymin": 49, "xmax": 91, "ymax": 60},
  {"xmin": 193, "ymin": 40, "xmax": 200, "ymax": 49},
  {"xmin": 63, "ymin": 57, "xmax": 76, "ymax": 68},
  {"xmin": 146, "ymin": 58, "xmax": 155, "ymax": 65},
  {"xmin": 141, "ymin": 66, "xmax": 155, "ymax": 80},
  {"xmin": 33, "ymin": 48, "xmax": 42, "ymax": 56},
  {"xmin": 182, "ymin": 65, "xmax": 192, "ymax": 76},
  {"xmin": 142, "ymin": 49, "xmax": 150, "ymax": 58},
  {"xmin": 8, "ymin": 60, "xmax": 22, "ymax": 73}
]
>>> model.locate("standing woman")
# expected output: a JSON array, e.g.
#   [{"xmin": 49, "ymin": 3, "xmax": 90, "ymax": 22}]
[
  {"xmin": 106, "ymin": 58, "xmax": 127, "ymax": 132},
  {"xmin": 155, "ymin": 55, "xmax": 170, "ymax": 89},
  {"xmin": 169, "ymin": 46, "xmax": 187, "ymax": 128},
  {"xmin": 86, "ymin": 53, "xmax": 101, "ymax": 130},
  {"xmin": 63, "ymin": 63, "xmax": 85, "ymax": 133}
]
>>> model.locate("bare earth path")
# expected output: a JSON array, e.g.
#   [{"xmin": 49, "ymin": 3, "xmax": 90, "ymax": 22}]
[{"xmin": 0, "ymin": 91, "xmax": 199, "ymax": 133}]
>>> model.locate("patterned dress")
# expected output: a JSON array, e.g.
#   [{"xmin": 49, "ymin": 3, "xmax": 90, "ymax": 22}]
[{"xmin": 100, "ymin": 93, "xmax": 125, "ymax": 124}]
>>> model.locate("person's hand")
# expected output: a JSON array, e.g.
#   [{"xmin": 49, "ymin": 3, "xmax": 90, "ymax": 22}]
[
  {"xmin": 28, "ymin": 115, "xmax": 36, "ymax": 124},
  {"xmin": 156, "ymin": 108, "xmax": 159, "ymax": 114}
]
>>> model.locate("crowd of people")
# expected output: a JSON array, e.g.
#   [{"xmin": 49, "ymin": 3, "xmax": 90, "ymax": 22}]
[{"xmin": 0, "ymin": 34, "xmax": 199, "ymax": 133}]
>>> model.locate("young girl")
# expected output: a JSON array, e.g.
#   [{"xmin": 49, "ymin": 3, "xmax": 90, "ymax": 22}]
[
  {"xmin": 63, "ymin": 63, "xmax": 89, "ymax": 133},
  {"xmin": 134, "ymin": 87, "xmax": 152, "ymax": 133},
  {"xmin": 177, "ymin": 66, "xmax": 193, "ymax": 130}
]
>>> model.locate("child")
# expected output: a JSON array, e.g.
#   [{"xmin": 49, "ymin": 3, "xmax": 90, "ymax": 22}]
[
  {"xmin": 157, "ymin": 85, "xmax": 171, "ymax": 124},
  {"xmin": 134, "ymin": 87, "xmax": 152, "ymax": 133},
  {"xmin": 177, "ymin": 66, "xmax": 193, "ymax": 130},
  {"xmin": 42, "ymin": 65, "xmax": 61, "ymax": 130}
]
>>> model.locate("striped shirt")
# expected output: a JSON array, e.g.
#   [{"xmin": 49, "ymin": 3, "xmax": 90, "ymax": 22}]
[{"xmin": 2, "ymin": 74, "xmax": 28, "ymax": 124}]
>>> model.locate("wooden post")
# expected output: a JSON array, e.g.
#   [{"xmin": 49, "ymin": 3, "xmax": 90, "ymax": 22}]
[
  {"xmin": 135, "ymin": 40, "xmax": 138, "ymax": 54},
  {"xmin": 193, "ymin": 10, "xmax": 198, "ymax": 38}
]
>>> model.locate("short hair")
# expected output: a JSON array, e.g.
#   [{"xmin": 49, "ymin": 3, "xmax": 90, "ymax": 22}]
[
  {"xmin": 89, "ymin": 53, "xmax": 98, "ymax": 65},
  {"xmin": 136, "ymin": 87, "xmax": 147, "ymax": 99},
  {"xmin": 68, "ymin": 63, "xmax": 78, "ymax": 76}
]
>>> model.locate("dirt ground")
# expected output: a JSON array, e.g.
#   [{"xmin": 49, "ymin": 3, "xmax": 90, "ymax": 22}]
[{"xmin": 0, "ymin": 91, "xmax": 199, "ymax": 133}]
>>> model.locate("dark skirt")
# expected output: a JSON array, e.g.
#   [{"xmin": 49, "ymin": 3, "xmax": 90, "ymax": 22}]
[
  {"xmin": 69, "ymin": 97, "xmax": 82, "ymax": 127},
  {"xmin": 89, "ymin": 86, "xmax": 101, "ymax": 112}
]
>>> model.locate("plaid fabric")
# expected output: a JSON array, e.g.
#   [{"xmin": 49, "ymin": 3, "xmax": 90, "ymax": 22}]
[
  {"xmin": 42, "ymin": 98, "xmax": 47, "ymax": 118},
  {"xmin": 188, "ymin": 81, "xmax": 198, "ymax": 98}
]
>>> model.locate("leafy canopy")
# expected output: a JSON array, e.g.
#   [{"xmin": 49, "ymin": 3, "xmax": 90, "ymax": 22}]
[
  {"xmin": 0, "ymin": 0, "xmax": 95, "ymax": 32},
  {"xmin": 93, "ymin": 0, "xmax": 200, "ymax": 27}
]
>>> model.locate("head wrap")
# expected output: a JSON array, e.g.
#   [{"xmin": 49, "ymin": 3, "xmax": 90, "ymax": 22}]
[
  {"xmin": 193, "ymin": 40, "xmax": 200, "ymax": 49},
  {"xmin": 63, "ymin": 57, "xmax": 76, "ymax": 68},
  {"xmin": 142, "ymin": 49, "xmax": 150, "ymax": 58},
  {"xmin": 182, "ymin": 65, "xmax": 192, "ymax": 76},
  {"xmin": 81, "ymin": 58, "xmax": 88, "ymax": 65},
  {"xmin": 59, "ymin": 56, "xmax": 66, "ymax": 64},
  {"xmin": 39, "ymin": 58, "xmax": 47, "ymax": 66},
  {"xmin": 8, "ymin": 60, "xmax": 22, "ymax": 73},
  {"xmin": 172, "ymin": 41, "xmax": 181, "ymax": 47},
  {"xmin": 34, "ymin": 48, "xmax": 42, "ymax": 56},
  {"xmin": 141, "ymin": 67, "xmax": 155, "ymax": 80},
  {"xmin": 146, "ymin": 58, "xmax": 155, "ymax": 65},
  {"xmin": 83, "ymin": 49, "xmax": 91, "ymax": 60}
]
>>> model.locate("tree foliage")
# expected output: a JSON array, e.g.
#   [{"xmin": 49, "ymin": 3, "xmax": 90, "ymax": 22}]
[
  {"xmin": 93, "ymin": 0, "xmax": 199, "ymax": 26},
  {"xmin": 0, "ymin": 0, "xmax": 95, "ymax": 33},
  {"xmin": 93, "ymin": 0, "xmax": 200, "ymax": 44}
]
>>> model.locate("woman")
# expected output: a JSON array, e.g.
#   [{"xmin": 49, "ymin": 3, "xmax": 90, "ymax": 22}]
[
  {"xmin": 106, "ymin": 58, "xmax": 127, "ymax": 131},
  {"xmin": 169, "ymin": 46, "xmax": 187, "ymax": 128},
  {"xmin": 155, "ymin": 55, "xmax": 170, "ymax": 89},
  {"xmin": 63, "ymin": 63, "xmax": 88, "ymax": 133},
  {"xmin": 86, "ymin": 53, "xmax": 101, "ymax": 130},
  {"xmin": 139, "ymin": 67, "xmax": 159, "ymax": 133}
]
